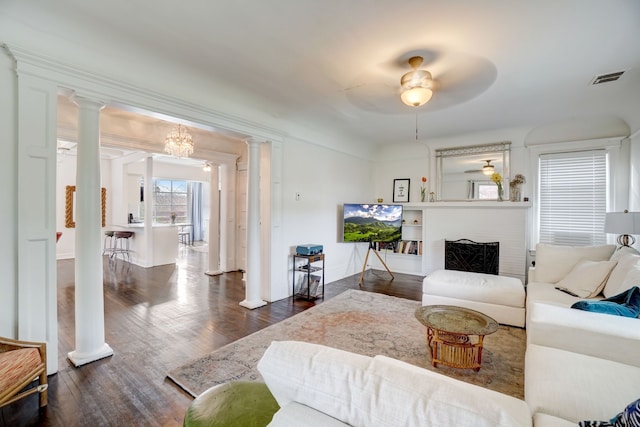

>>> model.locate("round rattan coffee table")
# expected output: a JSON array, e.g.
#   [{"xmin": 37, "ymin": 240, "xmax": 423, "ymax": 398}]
[{"xmin": 415, "ymin": 305, "xmax": 499, "ymax": 371}]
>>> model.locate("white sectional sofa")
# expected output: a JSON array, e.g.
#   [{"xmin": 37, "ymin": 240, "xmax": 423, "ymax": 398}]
[
  {"xmin": 524, "ymin": 243, "xmax": 640, "ymax": 425},
  {"xmin": 525, "ymin": 302, "xmax": 640, "ymax": 425}
]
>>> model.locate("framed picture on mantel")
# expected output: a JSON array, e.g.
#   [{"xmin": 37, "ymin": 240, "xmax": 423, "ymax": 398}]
[{"xmin": 393, "ymin": 178, "xmax": 410, "ymax": 203}]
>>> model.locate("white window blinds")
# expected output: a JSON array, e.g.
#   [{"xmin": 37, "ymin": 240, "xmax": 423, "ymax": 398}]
[{"xmin": 538, "ymin": 150, "xmax": 607, "ymax": 246}]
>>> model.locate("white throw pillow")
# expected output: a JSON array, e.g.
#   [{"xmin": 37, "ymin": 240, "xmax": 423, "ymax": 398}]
[
  {"xmin": 534, "ymin": 244, "xmax": 616, "ymax": 284},
  {"xmin": 605, "ymin": 258, "xmax": 640, "ymax": 298},
  {"xmin": 609, "ymin": 246, "xmax": 640, "ymax": 262},
  {"xmin": 604, "ymin": 253, "xmax": 640, "ymax": 298},
  {"xmin": 556, "ymin": 259, "xmax": 618, "ymax": 298}
]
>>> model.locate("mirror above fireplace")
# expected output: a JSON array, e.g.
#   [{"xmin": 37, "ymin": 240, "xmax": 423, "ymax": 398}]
[{"xmin": 435, "ymin": 142, "xmax": 511, "ymax": 201}]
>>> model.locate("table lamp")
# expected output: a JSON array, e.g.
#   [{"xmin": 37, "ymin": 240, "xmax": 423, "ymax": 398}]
[{"xmin": 604, "ymin": 210, "xmax": 640, "ymax": 247}]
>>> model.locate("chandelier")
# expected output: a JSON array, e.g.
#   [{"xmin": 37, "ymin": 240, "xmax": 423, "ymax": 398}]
[
  {"xmin": 164, "ymin": 124, "xmax": 194, "ymax": 158},
  {"xmin": 400, "ymin": 56, "xmax": 434, "ymax": 107}
]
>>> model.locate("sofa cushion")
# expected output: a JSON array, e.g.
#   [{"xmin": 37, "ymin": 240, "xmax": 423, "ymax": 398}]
[
  {"xmin": 369, "ymin": 355, "xmax": 531, "ymax": 427},
  {"xmin": 527, "ymin": 301, "xmax": 640, "ymax": 367},
  {"xmin": 258, "ymin": 340, "xmax": 531, "ymax": 427},
  {"xmin": 0, "ymin": 347, "xmax": 43, "ymax": 393},
  {"xmin": 604, "ymin": 253, "xmax": 640, "ymax": 298},
  {"xmin": 571, "ymin": 286, "xmax": 640, "ymax": 318},
  {"xmin": 525, "ymin": 343, "xmax": 640, "ymax": 423},
  {"xmin": 422, "ymin": 269, "xmax": 525, "ymax": 308},
  {"xmin": 258, "ymin": 340, "xmax": 373, "ymax": 425},
  {"xmin": 534, "ymin": 244, "xmax": 615, "ymax": 284},
  {"xmin": 556, "ymin": 259, "xmax": 617, "ymax": 298},
  {"xmin": 526, "ymin": 282, "xmax": 583, "ymax": 310}
]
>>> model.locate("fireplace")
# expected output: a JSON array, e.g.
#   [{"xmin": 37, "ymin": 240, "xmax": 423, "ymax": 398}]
[{"xmin": 444, "ymin": 239, "xmax": 499, "ymax": 275}]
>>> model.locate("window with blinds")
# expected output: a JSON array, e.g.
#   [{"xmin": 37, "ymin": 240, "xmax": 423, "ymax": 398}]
[
  {"xmin": 538, "ymin": 150, "xmax": 608, "ymax": 246},
  {"xmin": 153, "ymin": 179, "xmax": 188, "ymax": 223}
]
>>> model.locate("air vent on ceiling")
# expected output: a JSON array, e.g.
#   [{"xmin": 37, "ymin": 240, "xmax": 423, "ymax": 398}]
[{"xmin": 591, "ymin": 71, "xmax": 625, "ymax": 85}]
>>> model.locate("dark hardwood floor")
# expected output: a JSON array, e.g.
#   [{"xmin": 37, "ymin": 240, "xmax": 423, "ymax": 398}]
[{"xmin": 1, "ymin": 246, "xmax": 423, "ymax": 427}]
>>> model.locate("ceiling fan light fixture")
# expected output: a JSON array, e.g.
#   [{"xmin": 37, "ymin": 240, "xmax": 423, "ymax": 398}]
[
  {"xmin": 482, "ymin": 160, "xmax": 495, "ymax": 175},
  {"xmin": 400, "ymin": 86, "xmax": 433, "ymax": 107},
  {"xmin": 400, "ymin": 57, "xmax": 434, "ymax": 107}
]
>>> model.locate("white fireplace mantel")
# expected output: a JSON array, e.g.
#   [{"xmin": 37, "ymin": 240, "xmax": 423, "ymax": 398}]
[{"xmin": 404, "ymin": 201, "xmax": 532, "ymax": 209}]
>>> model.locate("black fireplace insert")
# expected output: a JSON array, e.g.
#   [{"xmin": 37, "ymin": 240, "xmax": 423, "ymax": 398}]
[{"xmin": 444, "ymin": 239, "xmax": 499, "ymax": 275}]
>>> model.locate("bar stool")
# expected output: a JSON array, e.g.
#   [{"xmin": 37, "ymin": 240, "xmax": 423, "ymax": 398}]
[
  {"xmin": 178, "ymin": 226, "xmax": 191, "ymax": 246},
  {"xmin": 112, "ymin": 231, "xmax": 134, "ymax": 262},
  {"xmin": 103, "ymin": 231, "xmax": 116, "ymax": 256}
]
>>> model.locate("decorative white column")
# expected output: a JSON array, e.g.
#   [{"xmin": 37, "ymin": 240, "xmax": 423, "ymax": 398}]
[
  {"xmin": 67, "ymin": 96, "xmax": 114, "ymax": 366},
  {"xmin": 240, "ymin": 139, "xmax": 267, "ymax": 309},
  {"xmin": 143, "ymin": 157, "xmax": 154, "ymax": 264},
  {"xmin": 206, "ymin": 163, "xmax": 222, "ymax": 275}
]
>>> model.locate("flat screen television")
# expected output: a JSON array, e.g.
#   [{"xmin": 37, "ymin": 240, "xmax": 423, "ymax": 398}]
[{"xmin": 342, "ymin": 203, "xmax": 403, "ymax": 243}]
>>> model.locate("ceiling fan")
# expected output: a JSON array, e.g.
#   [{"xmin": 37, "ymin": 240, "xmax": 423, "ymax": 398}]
[
  {"xmin": 464, "ymin": 160, "xmax": 495, "ymax": 175},
  {"xmin": 342, "ymin": 49, "xmax": 497, "ymax": 114}
]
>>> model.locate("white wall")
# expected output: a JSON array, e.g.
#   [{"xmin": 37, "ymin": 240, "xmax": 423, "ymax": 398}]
[
  {"xmin": 630, "ymin": 133, "xmax": 640, "ymax": 212},
  {"xmin": 0, "ymin": 47, "xmax": 18, "ymax": 338},
  {"xmin": 372, "ymin": 127, "xmax": 532, "ymax": 204},
  {"xmin": 280, "ymin": 137, "xmax": 373, "ymax": 292}
]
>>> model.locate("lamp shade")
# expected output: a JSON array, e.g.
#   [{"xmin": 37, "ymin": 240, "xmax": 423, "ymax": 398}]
[{"xmin": 604, "ymin": 211, "xmax": 640, "ymax": 234}]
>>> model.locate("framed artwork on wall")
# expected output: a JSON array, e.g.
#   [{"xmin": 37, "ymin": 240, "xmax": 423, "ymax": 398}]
[
  {"xmin": 65, "ymin": 185, "xmax": 107, "ymax": 228},
  {"xmin": 393, "ymin": 178, "xmax": 410, "ymax": 203}
]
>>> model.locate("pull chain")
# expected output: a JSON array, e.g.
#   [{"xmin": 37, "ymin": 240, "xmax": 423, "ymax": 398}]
[{"xmin": 415, "ymin": 113, "xmax": 418, "ymax": 141}]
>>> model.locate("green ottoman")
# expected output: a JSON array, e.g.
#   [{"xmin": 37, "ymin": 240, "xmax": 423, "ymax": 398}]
[{"xmin": 183, "ymin": 382, "xmax": 280, "ymax": 427}]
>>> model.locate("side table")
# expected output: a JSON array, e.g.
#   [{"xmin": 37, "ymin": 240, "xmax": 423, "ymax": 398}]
[
  {"xmin": 292, "ymin": 253, "xmax": 325, "ymax": 300},
  {"xmin": 414, "ymin": 305, "xmax": 498, "ymax": 371}
]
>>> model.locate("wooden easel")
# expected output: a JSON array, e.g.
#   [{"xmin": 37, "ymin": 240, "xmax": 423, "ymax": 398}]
[{"xmin": 359, "ymin": 240, "xmax": 394, "ymax": 285}]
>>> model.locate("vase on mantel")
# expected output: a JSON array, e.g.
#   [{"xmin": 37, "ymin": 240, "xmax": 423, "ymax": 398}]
[
  {"xmin": 510, "ymin": 185, "xmax": 522, "ymax": 202},
  {"xmin": 497, "ymin": 183, "xmax": 504, "ymax": 201}
]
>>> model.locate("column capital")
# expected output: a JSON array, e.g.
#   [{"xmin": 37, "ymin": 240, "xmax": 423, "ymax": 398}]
[
  {"xmin": 245, "ymin": 137, "xmax": 267, "ymax": 147},
  {"xmin": 70, "ymin": 93, "xmax": 106, "ymax": 111}
]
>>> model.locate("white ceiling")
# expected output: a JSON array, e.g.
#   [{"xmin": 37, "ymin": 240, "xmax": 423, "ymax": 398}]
[{"xmin": 2, "ymin": 0, "xmax": 640, "ymax": 147}]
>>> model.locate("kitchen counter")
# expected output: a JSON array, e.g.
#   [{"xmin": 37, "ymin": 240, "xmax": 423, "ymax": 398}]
[{"xmin": 108, "ymin": 223, "xmax": 185, "ymax": 267}]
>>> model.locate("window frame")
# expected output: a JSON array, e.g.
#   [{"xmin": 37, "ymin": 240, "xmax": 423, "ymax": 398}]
[
  {"xmin": 152, "ymin": 178, "xmax": 190, "ymax": 224},
  {"xmin": 528, "ymin": 137, "xmax": 626, "ymax": 250}
]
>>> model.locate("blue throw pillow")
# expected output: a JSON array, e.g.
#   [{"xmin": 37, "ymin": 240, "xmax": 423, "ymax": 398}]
[
  {"xmin": 579, "ymin": 398, "xmax": 640, "ymax": 427},
  {"xmin": 571, "ymin": 286, "xmax": 640, "ymax": 318}
]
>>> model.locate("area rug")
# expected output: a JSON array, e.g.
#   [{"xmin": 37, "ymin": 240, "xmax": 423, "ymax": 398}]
[{"xmin": 167, "ymin": 289, "xmax": 525, "ymax": 399}]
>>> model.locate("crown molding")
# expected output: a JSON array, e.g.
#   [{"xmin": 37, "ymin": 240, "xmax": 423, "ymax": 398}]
[{"xmin": 4, "ymin": 43, "xmax": 286, "ymax": 144}]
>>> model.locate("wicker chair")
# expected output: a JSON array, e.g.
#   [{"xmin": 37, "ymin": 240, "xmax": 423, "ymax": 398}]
[{"xmin": 0, "ymin": 337, "xmax": 48, "ymax": 408}]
